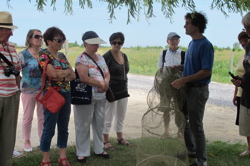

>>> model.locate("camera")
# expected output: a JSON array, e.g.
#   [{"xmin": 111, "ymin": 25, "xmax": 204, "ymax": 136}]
[{"xmin": 4, "ymin": 65, "xmax": 20, "ymax": 77}]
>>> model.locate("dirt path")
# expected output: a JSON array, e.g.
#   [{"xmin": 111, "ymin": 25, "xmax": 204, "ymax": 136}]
[{"xmin": 14, "ymin": 74, "xmax": 246, "ymax": 152}]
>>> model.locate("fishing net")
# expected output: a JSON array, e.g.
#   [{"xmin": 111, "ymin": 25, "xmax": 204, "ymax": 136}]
[{"xmin": 136, "ymin": 66, "xmax": 189, "ymax": 166}]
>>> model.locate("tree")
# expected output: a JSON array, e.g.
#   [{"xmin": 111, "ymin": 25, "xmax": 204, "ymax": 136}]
[
  {"xmin": 233, "ymin": 42, "xmax": 241, "ymax": 49},
  {"xmin": 6, "ymin": 0, "xmax": 250, "ymax": 23}
]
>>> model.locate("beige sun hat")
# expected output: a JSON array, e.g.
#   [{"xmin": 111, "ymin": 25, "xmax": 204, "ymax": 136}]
[{"xmin": 0, "ymin": 11, "xmax": 18, "ymax": 29}]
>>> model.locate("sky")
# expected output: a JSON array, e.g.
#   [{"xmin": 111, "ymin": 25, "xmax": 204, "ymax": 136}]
[{"xmin": 0, "ymin": 0, "xmax": 247, "ymax": 48}]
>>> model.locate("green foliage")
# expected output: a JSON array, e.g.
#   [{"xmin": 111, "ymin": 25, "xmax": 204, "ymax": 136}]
[
  {"xmin": 11, "ymin": 138, "xmax": 250, "ymax": 166},
  {"xmin": 7, "ymin": 0, "xmax": 250, "ymax": 23},
  {"xmin": 68, "ymin": 41, "xmax": 80, "ymax": 48},
  {"xmin": 233, "ymin": 42, "xmax": 240, "ymax": 50}
]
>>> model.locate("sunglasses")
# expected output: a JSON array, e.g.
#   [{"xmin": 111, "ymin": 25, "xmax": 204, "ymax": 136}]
[
  {"xmin": 53, "ymin": 39, "xmax": 65, "ymax": 43},
  {"xmin": 111, "ymin": 41, "xmax": 123, "ymax": 45},
  {"xmin": 31, "ymin": 35, "xmax": 43, "ymax": 39}
]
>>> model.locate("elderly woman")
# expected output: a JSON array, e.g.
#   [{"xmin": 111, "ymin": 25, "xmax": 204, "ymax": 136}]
[
  {"xmin": 102, "ymin": 32, "xmax": 131, "ymax": 151},
  {"xmin": 73, "ymin": 31, "xmax": 110, "ymax": 163},
  {"xmin": 232, "ymin": 12, "xmax": 250, "ymax": 157},
  {"xmin": 232, "ymin": 31, "xmax": 250, "ymax": 126},
  {"xmin": 19, "ymin": 29, "xmax": 43, "ymax": 152},
  {"xmin": 38, "ymin": 27, "xmax": 75, "ymax": 166}
]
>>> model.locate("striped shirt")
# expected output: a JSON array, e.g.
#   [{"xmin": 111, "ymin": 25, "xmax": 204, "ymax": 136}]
[{"xmin": 0, "ymin": 41, "xmax": 21, "ymax": 97}]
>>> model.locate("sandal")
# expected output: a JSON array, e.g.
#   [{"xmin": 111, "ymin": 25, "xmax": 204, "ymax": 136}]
[
  {"xmin": 40, "ymin": 161, "xmax": 51, "ymax": 166},
  {"xmin": 239, "ymin": 150, "xmax": 250, "ymax": 157},
  {"xmin": 117, "ymin": 138, "xmax": 132, "ymax": 146},
  {"xmin": 94, "ymin": 151, "xmax": 110, "ymax": 159},
  {"xmin": 104, "ymin": 141, "xmax": 115, "ymax": 151},
  {"xmin": 58, "ymin": 157, "xmax": 71, "ymax": 166}
]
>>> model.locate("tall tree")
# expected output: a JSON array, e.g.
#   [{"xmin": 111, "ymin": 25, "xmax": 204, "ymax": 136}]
[{"xmin": 6, "ymin": 0, "xmax": 250, "ymax": 23}]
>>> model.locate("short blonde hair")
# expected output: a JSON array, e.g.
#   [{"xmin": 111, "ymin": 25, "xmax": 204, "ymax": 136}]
[
  {"xmin": 242, "ymin": 11, "xmax": 250, "ymax": 26},
  {"xmin": 25, "ymin": 29, "xmax": 42, "ymax": 47}
]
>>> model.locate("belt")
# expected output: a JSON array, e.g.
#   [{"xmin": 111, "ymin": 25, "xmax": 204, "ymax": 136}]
[{"xmin": 186, "ymin": 83, "xmax": 206, "ymax": 87}]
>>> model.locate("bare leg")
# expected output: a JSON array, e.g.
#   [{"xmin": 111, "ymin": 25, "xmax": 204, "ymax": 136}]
[
  {"xmin": 163, "ymin": 111, "xmax": 170, "ymax": 135},
  {"xmin": 58, "ymin": 148, "xmax": 70, "ymax": 165},
  {"xmin": 247, "ymin": 136, "xmax": 250, "ymax": 151},
  {"xmin": 117, "ymin": 132, "xmax": 132, "ymax": 145},
  {"xmin": 103, "ymin": 133, "xmax": 114, "ymax": 150},
  {"xmin": 42, "ymin": 151, "xmax": 50, "ymax": 162}
]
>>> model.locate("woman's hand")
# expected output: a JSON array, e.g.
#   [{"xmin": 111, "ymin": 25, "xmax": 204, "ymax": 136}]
[
  {"xmin": 233, "ymin": 95, "xmax": 237, "ymax": 106},
  {"xmin": 231, "ymin": 78, "xmax": 243, "ymax": 87},
  {"xmin": 97, "ymin": 81, "xmax": 109, "ymax": 93}
]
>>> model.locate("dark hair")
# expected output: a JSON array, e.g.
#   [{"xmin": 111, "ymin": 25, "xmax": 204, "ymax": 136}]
[
  {"xmin": 43, "ymin": 27, "xmax": 66, "ymax": 46},
  {"xmin": 185, "ymin": 11, "xmax": 208, "ymax": 33},
  {"xmin": 109, "ymin": 32, "xmax": 125, "ymax": 43},
  {"xmin": 238, "ymin": 31, "xmax": 250, "ymax": 41}
]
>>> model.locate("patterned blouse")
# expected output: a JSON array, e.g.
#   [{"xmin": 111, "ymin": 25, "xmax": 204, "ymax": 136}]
[
  {"xmin": 38, "ymin": 49, "xmax": 71, "ymax": 92},
  {"xmin": 75, "ymin": 53, "xmax": 109, "ymax": 100},
  {"xmin": 19, "ymin": 48, "xmax": 42, "ymax": 94}
]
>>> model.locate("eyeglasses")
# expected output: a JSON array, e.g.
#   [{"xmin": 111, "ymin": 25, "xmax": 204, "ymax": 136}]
[
  {"xmin": 168, "ymin": 39, "xmax": 179, "ymax": 42},
  {"xmin": 239, "ymin": 39, "xmax": 249, "ymax": 44},
  {"xmin": 31, "ymin": 35, "xmax": 43, "ymax": 39},
  {"xmin": 111, "ymin": 41, "xmax": 123, "ymax": 45},
  {"xmin": 53, "ymin": 39, "xmax": 65, "ymax": 43},
  {"xmin": 1, "ymin": 28, "xmax": 13, "ymax": 33}
]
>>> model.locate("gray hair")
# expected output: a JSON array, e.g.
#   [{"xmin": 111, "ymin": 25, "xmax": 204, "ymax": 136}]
[
  {"xmin": 242, "ymin": 11, "xmax": 250, "ymax": 26},
  {"xmin": 25, "ymin": 29, "xmax": 42, "ymax": 47}
]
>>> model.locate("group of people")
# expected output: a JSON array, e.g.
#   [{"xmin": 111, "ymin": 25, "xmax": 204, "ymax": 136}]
[
  {"xmin": 0, "ymin": 11, "xmax": 131, "ymax": 166},
  {"xmin": 2, "ymin": 8, "xmax": 250, "ymax": 166},
  {"xmin": 231, "ymin": 11, "xmax": 250, "ymax": 158}
]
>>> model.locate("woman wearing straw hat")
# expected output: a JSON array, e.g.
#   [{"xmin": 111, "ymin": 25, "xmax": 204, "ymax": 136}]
[
  {"xmin": 0, "ymin": 11, "xmax": 20, "ymax": 166},
  {"xmin": 73, "ymin": 31, "xmax": 110, "ymax": 163}
]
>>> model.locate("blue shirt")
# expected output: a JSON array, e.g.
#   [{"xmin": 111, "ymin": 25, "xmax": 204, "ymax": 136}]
[
  {"xmin": 19, "ymin": 48, "xmax": 42, "ymax": 94},
  {"xmin": 184, "ymin": 37, "xmax": 214, "ymax": 85}
]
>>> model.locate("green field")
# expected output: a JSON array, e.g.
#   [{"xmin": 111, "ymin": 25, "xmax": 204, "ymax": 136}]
[{"xmin": 17, "ymin": 46, "xmax": 244, "ymax": 84}]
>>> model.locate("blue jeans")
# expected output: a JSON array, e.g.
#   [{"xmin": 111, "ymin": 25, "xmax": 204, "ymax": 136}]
[
  {"xmin": 185, "ymin": 85, "xmax": 209, "ymax": 166},
  {"xmin": 40, "ymin": 91, "xmax": 71, "ymax": 152}
]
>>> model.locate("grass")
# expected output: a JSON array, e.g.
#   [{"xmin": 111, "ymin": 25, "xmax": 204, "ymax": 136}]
[
  {"xmin": 16, "ymin": 46, "xmax": 244, "ymax": 84},
  {"xmin": 12, "ymin": 138, "xmax": 250, "ymax": 166}
]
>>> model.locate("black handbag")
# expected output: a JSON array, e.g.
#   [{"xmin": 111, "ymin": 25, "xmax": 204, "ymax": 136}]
[
  {"xmin": 109, "ymin": 81, "xmax": 130, "ymax": 101},
  {"xmin": 70, "ymin": 69, "xmax": 92, "ymax": 105}
]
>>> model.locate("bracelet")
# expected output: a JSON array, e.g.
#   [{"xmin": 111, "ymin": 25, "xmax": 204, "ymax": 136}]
[{"xmin": 62, "ymin": 77, "xmax": 65, "ymax": 82}]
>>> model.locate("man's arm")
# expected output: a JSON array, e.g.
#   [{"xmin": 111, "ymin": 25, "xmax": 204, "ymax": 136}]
[{"xmin": 171, "ymin": 69, "xmax": 211, "ymax": 89}]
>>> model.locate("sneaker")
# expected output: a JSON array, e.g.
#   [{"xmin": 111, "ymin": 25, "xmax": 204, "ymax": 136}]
[{"xmin": 13, "ymin": 151, "xmax": 21, "ymax": 158}]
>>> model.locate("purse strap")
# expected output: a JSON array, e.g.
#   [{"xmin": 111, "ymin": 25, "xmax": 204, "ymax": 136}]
[
  {"xmin": 36, "ymin": 59, "xmax": 51, "ymax": 100},
  {"xmin": 83, "ymin": 52, "xmax": 105, "ymax": 79}
]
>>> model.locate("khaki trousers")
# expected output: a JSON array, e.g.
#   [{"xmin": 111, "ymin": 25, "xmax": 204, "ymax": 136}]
[{"xmin": 0, "ymin": 91, "xmax": 20, "ymax": 166}]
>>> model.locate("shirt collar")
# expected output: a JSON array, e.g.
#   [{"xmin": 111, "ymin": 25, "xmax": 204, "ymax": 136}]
[{"xmin": 168, "ymin": 47, "xmax": 179, "ymax": 53}]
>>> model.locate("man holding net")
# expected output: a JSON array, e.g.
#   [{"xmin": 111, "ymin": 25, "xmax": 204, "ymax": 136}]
[{"xmin": 171, "ymin": 11, "xmax": 214, "ymax": 166}]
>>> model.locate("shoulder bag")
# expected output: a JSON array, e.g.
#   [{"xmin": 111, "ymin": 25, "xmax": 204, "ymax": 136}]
[
  {"xmin": 84, "ymin": 52, "xmax": 116, "ymax": 102},
  {"xmin": 70, "ymin": 68, "xmax": 92, "ymax": 105},
  {"xmin": 36, "ymin": 60, "xmax": 66, "ymax": 113}
]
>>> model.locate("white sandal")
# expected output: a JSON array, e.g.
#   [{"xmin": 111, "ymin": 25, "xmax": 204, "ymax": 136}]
[{"xmin": 239, "ymin": 150, "xmax": 250, "ymax": 156}]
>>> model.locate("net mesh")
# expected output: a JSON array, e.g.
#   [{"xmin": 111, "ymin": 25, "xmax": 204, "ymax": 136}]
[{"xmin": 136, "ymin": 67, "xmax": 189, "ymax": 166}]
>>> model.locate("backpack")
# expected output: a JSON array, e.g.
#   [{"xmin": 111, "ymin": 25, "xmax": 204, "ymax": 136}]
[{"xmin": 162, "ymin": 50, "xmax": 185, "ymax": 68}]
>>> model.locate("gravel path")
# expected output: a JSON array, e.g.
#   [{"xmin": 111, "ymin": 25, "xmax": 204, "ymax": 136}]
[{"xmin": 128, "ymin": 73, "xmax": 235, "ymax": 109}]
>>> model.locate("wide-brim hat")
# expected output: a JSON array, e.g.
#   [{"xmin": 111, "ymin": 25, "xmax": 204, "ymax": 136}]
[
  {"xmin": 0, "ymin": 11, "xmax": 18, "ymax": 29},
  {"xmin": 82, "ymin": 31, "xmax": 106, "ymax": 44}
]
